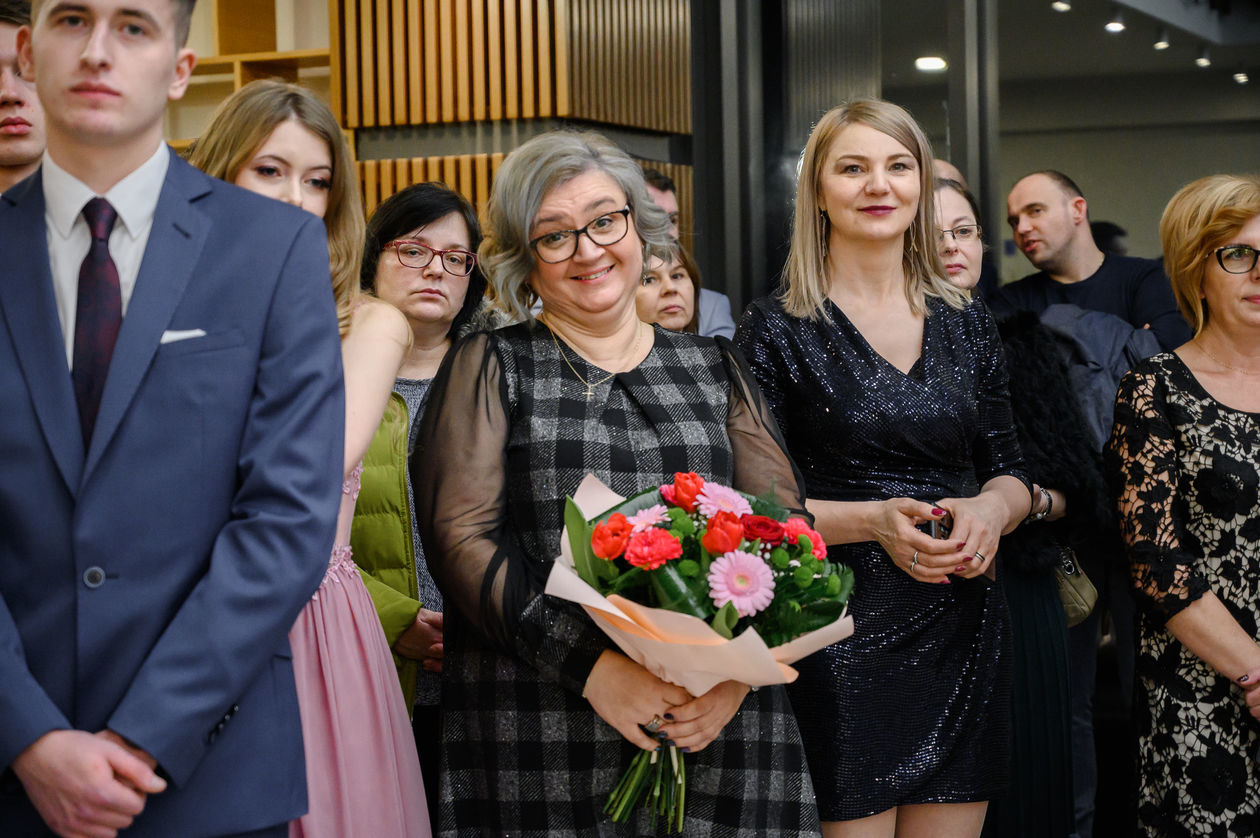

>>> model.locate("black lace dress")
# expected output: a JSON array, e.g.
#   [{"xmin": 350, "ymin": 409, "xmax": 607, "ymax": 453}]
[
  {"xmin": 1106, "ymin": 352, "xmax": 1260, "ymax": 837},
  {"xmin": 412, "ymin": 323, "xmax": 822, "ymax": 837},
  {"xmin": 736, "ymin": 296, "xmax": 1029, "ymax": 821}
]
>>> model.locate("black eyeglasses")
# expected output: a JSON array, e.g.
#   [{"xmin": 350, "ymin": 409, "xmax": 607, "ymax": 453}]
[
  {"xmin": 386, "ymin": 239, "xmax": 477, "ymax": 277},
  {"xmin": 937, "ymin": 224, "xmax": 982, "ymax": 244},
  {"xmin": 1215, "ymin": 244, "xmax": 1259, "ymax": 274},
  {"xmin": 529, "ymin": 207, "xmax": 632, "ymax": 264}
]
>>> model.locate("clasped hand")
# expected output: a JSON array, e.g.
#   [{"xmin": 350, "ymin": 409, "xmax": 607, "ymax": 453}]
[
  {"xmin": 12, "ymin": 729, "xmax": 166, "ymax": 838},
  {"xmin": 873, "ymin": 495, "xmax": 1004, "ymax": 581},
  {"xmin": 394, "ymin": 608, "xmax": 443, "ymax": 673},
  {"xmin": 583, "ymin": 650, "xmax": 749, "ymax": 753}
]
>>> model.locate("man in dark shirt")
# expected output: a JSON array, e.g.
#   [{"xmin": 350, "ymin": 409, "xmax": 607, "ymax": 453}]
[{"xmin": 993, "ymin": 170, "xmax": 1191, "ymax": 350}]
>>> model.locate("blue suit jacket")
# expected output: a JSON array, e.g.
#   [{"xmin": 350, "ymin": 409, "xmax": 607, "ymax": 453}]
[{"xmin": 0, "ymin": 151, "xmax": 345, "ymax": 836}]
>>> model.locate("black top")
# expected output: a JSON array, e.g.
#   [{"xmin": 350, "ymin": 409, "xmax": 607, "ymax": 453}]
[
  {"xmin": 990, "ymin": 254, "xmax": 1191, "ymax": 351},
  {"xmin": 736, "ymin": 295, "xmax": 1028, "ymax": 819}
]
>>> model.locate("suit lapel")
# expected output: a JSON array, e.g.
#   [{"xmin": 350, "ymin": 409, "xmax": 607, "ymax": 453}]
[
  {"xmin": 85, "ymin": 153, "xmax": 211, "ymax": 478},
  {"xmin": 0, "ymin": 173, "xmax": 85, "ymax": 493}
]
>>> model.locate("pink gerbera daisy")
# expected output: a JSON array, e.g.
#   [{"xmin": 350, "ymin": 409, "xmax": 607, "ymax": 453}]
[
  {"xmin": 626, "ymin": 504, "xmax": 669, "ymax": 533},
  {"xmin": 696, "ymin": 483, "xmax": 753, "ymax": 519},
  {"xmin": 708, "ymin": 550, "xmax": 775, "ymax": 617}
]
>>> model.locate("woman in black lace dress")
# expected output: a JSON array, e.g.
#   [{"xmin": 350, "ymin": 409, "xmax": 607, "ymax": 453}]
[
  {"xmin": 413, "ymin": 130, "xmax": 821, "ymax": 837},
  {"xmin": 1106, "ymin": 174, "xmax": 1260, "ymax": 837},
  {"xmin": 736, "ymin": 99, "xmax": 1031, "ymax": 838}
]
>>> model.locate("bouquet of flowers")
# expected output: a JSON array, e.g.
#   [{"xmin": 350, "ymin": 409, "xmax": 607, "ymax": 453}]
[{"xmin": 545, "ymin": 472, "xmax": 855, "ymax": 832}]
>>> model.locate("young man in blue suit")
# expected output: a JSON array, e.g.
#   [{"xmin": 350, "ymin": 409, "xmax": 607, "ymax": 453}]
[{"xmin": 0, "ymin": 0, "xmax": 345, "ymax": 835}]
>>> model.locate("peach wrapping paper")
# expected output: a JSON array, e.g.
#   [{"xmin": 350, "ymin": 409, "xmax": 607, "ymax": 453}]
[{"xmin": 544, "ymin": 474, "xmax": 855, "ymax": 696}]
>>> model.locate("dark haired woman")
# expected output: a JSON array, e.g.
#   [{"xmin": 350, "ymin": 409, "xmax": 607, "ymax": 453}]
[{"xmin": 350, "ymin": 182, "xmax": 487, "ymax": 818}]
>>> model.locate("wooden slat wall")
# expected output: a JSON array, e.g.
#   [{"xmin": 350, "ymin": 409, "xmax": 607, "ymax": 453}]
[
  {"xmin": 359, "ymin": 153, "xmax": 506, "ymax": 218},
  {"xmin": 332, "ymin": 1, "xmax": 689, "ymax": 134},
  {"xmin": 335, "ymin": 0, "xmax": 573, "ymax": 128},
  {"xmin": 565, "ymin": 0, "xmax": 690, "ymax": 134}
]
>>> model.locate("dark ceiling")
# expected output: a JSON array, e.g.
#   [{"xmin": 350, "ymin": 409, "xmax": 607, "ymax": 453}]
[{"xmin": 882, "ymin": 0, "xmax": 1260, "ymax": 88}]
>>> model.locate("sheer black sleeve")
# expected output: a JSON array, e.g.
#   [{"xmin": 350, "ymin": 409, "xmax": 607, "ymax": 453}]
[
  {"xmin": 733, "ymin": 300, "xmax": 793, "ymax": 445},
  {"xmin": 1105, "ymin": 365, "xmax": 1210, "ymax": 621},
  {"xmin": 411, "ymin": 333, "xmax": 606, "ymax": 695},
  {"xmin": 717, "ymin": 337, "xmax": 811, "ymax": 523}
]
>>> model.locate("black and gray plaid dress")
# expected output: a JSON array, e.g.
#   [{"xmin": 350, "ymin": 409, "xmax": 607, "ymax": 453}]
[{"xmin": 414, "ymin": 322, "xmax": 822, "ymax": 838}]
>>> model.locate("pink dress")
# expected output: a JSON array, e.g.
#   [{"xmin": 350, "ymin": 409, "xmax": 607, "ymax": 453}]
[{"xmin": 288, "ymin": 463, "xmax": 431, "ymax": 837}]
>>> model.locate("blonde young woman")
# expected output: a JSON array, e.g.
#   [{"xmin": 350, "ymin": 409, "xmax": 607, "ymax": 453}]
[
  {"xmin": 189, "ymin": 80, "xmax": 429, "ymax": 838},
  {"xmin": 735, "ymin": 99, "xmax": 1032, "ymax": 838}
]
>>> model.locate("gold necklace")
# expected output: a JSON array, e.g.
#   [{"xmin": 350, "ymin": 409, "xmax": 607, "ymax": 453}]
[
  {"xmin": 544, "ymin": 319, "xmax": 644, "ymax": 400},
  {"xmin": 1198, "ymin": 341, "xmax": 1260, "ymax": 375}
]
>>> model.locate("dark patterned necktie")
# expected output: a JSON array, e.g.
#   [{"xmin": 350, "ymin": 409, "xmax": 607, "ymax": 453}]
[{"xmin": 72, "ymin": 197, "xmax": 121, "ymax": 444}]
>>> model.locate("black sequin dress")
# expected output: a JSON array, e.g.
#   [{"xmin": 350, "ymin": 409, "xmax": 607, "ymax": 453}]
[
  {"xmin": 414, "ymin": 323, "xmax": 822, "ymax": 837},
  {"xmin": 736, "ymin": 296, "xmax": 1029, "ymax": 821}
]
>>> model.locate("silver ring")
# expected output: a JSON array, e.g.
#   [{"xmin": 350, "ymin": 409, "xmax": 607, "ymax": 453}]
[
  {"xmin": 974, "ymin": 551, "xmax": 986, "ymax": 563},
  {"xmin": 643, "ymin": 715, "xmax": 665, "ymax": 734},
  {"xmin": 910, "ymin": 551, "xmax": 920, "ymax": 572}
]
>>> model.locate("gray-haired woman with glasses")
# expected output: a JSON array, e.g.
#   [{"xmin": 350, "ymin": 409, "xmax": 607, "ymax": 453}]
[
  {"xmin": 1106, "ymin": 174, "xmax": 1260, "ymax": 836},
  {"xmin": 411, "ymin": 129, "xmax": 822, "ymax": 836},
  {"xmin": 351, "ymin": 181, "xmax": 487, "ymax": 825}
]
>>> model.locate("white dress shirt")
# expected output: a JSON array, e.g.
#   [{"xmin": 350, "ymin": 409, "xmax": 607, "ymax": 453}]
[{"xmin": 43, "ymin": 143, "xmax": 170, "ymax": 367}]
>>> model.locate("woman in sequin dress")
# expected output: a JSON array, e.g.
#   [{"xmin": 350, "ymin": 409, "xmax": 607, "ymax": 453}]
[
  {"xmin": 189, "ymin": 81, "xmax": 430, "ymax": 837},
  {"xmin": 351, "ymin": 182, "xmax": 487, "ymax": 819},
  {"xmin": 735, "ymin": 99, "xmax": 1032, "ymax": 837},
  {"xmin": 414, "ymin": 130, "xmax": 822, "ymax": 837},
  {"xmin": 1106, "ymin": 174, "xmax": 1260, "ymax": 837}
]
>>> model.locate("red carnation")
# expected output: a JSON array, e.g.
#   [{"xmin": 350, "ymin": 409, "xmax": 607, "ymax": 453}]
[
  {"xmin": 591, "ymin": 513, "xmax": 632, "ymax": 560},
  {"xmin": 701, "ymin": 510, "xmax": 744, "ymax": 555},
  {"xmin": 624, "ymin": 528, "xmax": 682, "ymax": 570},
  {"xmin": 741, "ymin": 514, "xmax": 785, "ymax": 544},
  {"xmin": 783, "ymin": 517, "xmax": 827, "ymax": 560}
]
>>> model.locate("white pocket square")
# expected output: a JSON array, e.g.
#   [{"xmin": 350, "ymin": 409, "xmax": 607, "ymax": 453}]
[{"xmin": 160, "ymin": 328, "xmax": 207, "ymax": 345}]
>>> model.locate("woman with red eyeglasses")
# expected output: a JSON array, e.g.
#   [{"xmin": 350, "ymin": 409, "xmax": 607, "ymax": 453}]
[{"xmin": 351, "ymin": 182, "xmax": 488, "ymax": 824}]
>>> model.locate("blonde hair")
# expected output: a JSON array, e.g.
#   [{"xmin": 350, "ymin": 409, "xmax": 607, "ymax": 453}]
[
  {"xmin": 479, "ymin": 130, "xmax": 673, "ymax": 322},
  {"xmin": 187, "ymin": 80, "xmax": 364, "ymax": 336},
  {"xmin": 780, "ymin": 98, "xmax": 967, "ymax": 319},
  {"xmin": 1160, "ymin": 174, "xmax": 1260, "ymax": 335}
]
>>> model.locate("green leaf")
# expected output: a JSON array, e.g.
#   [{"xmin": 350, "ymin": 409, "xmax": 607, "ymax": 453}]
[
  {"xmin": 565, "ymin": 497, "xmax": 602, "ymax": 586},
  {"xmin": 649, "ymin": 562, "xmax": 712, "ymax": 620},
  {"xmin": 710, "ymin": 600, "xmax": 739, "ymax": 639},
  {"xmin": 748, "ymin": 482, "xmax": 789, "ymax": 520}
]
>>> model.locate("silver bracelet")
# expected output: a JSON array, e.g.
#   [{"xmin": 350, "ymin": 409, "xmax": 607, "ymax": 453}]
[{"xmin": 1025, "ymin": 486, "xmax": 1052, "ymax": 523}]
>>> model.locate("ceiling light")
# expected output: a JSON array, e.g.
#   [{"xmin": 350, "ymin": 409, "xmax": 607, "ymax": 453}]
[
  {"xmin": 915, "ymin": 56, "xmax": 948, "ymax": 73},
  {"xmin": 1051, "ymin": 0, "xmax": 1071, "ymax": 11},
  {"xmin": 1154, "ymin": 28, "xmax": 1170, "ymax": 50},
  {"xmin": 1196, "ymin": 46, "xmax": 1212, "ymax": 68},
  {"xmin": 1235, "ymin": 71, "xmax": 1251, "ymax": 84},
  {"xmin": 1105, "ymin": 8, "xmax": 1126, "ymax": 33}
]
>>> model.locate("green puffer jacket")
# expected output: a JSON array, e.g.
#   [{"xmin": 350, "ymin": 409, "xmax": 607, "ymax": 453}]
[{"xmin": 350, "ymin": 393, "xmax": 421, "ymax": 711}]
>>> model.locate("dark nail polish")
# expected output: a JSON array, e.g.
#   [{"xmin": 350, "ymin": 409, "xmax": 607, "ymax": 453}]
[
  {"xmin": 681, "ymin": 746, "xmax": 691, "ymax": 753},
  {"xmin": 666, "ymin": 739, "xmax": 676, "ymax": 747},
  {"xmin": 1241, "ymin": 674, "xmax": 1251, "ymax": 683},
  {"xmin": 656, "ymin": 730, "xmax": 668, "ymax": 741},
  {"xmin": 664, "ymin": 713, "xmax": 674, "ymax": 721}
]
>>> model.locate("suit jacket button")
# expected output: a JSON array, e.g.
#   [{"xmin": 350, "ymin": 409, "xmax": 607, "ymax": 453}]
[{"xmin": 83, "ymin": 567, "xmax": 105, "ymax": 588}]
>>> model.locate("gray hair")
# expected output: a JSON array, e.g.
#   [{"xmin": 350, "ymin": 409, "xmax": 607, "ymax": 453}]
[{"xmin": 480, "ymin": 130, "xmax": 673, "ymax": 322}]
